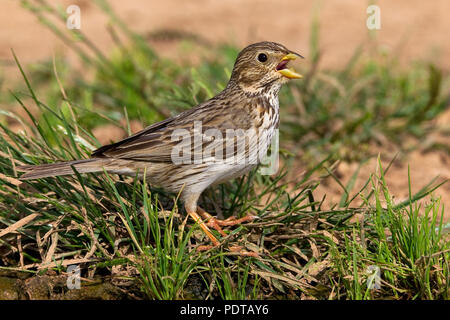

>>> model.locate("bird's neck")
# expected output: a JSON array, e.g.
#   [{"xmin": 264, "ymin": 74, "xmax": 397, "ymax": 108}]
[
  {"xmin": 225, "ymin": 81, "xmax": 281, "ymax": 112},
  {"xmin": 261, "ymin": 84, "xmax": 281, "ymax": 114}
]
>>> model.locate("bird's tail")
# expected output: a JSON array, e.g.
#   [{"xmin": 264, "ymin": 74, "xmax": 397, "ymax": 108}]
[{"xmin": 17, "ymin": 158, "xmax": 118, "ymax": 180}]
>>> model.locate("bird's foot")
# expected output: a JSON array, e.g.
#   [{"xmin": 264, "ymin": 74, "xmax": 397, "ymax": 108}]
[
  {"xmin": 197, "ymin": 207, "xmax": 258, "ymax": 237},
  {"xmin": 195, "ymin": 244, "xmax": 259, "ymax": 257},
  {"xmin": 213, "ymin": 215, "xmax": 259, "ymax": 226},
  {"xmin": 229, "ymin": 245, "xmax": 260, "ymax": 257},
  {"xmin": 195, "ymin": 244, "xmax": 216, "ymax": 252},
  {"xmin": 187, "ymin": 210, "xmax": 220, "ymax": 246},
  {"xmin": 187, "ymin": 206, "xmax": 258, "ymax": 256}
]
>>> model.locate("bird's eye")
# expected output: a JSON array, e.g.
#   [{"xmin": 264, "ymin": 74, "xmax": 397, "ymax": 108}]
[{"xmin": 257, "ymin": 53, "xmax": 268, "ymax": 62}]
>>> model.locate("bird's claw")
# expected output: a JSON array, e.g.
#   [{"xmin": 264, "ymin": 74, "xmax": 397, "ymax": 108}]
[{"xmin": 195, "ymin": 244, "xmax": 259, "ymax": 258}]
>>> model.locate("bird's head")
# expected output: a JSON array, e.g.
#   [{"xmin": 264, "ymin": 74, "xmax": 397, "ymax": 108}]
[{"xmin": 228, "ymin": 41, "xmax": 303, "ymax": 95}]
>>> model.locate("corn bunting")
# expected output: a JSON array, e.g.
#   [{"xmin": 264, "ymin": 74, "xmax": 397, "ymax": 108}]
[{"xmin": 18, "ymin": 41, "xmax": 303, "ymax": 252}]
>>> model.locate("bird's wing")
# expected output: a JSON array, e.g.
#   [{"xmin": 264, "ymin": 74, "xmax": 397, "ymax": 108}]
[
  {"xmin": 92, "ymin": 98, "xmax": 250, "ymax": 162},
  {"xmin": 91, "ymin": 114, "xmax": 178, "ymax": 160},
  {"xmin": 91, "ymin": 97, "xmax": 256, "ymax": 163}
]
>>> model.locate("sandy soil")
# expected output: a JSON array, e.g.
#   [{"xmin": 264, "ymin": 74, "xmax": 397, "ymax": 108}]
[
  {"xmin": 313, "ymin": 148, "xmax": 450, "ymax": 215},
  {"xmin": 1, "ymin": 0, "xmax": 450, "ymax": 70},
  {"xmin": 313, "ymin": 108, "xmax": 450, "ymax": 220},
  {"xmin": 0, "ymin": 0, "xmax": 449, "ymax": 219}
]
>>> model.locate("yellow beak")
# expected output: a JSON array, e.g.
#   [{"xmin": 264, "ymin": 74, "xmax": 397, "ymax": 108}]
[
  {"xmin": 277, "ymin": 53, "xmax": 303, "ymax": 79},
  {"xmin": 281, "ymin": 53, "xmax": 300, "ymax": 61}
]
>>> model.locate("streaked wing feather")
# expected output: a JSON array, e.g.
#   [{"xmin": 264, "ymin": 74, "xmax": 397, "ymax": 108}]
[{"xmin": 91, "ymin": 95, "xmax": 257, "ymax": 163}]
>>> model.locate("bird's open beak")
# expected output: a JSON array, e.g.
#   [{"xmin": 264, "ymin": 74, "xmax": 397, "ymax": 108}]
[{"xmin": 276, "ymin": 52, "xmax": 303, "ymax": 79}]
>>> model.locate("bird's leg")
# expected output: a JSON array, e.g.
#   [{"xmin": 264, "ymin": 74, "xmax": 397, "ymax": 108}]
[
  {"xmin": 184, "ymin": 194, "xmax": 220, "ymax": 249},
  {"xmin": 186, "ymin": 210, "xmax": 220, "ymax": 247}
]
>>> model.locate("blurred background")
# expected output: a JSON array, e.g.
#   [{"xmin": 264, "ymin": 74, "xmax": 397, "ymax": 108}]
[{"xmin": 1, "ymin": 0, "xmax": 450, "ymax": 70}]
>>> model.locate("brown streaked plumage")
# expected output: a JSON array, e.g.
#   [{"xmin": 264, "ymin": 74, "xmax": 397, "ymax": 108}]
[{"xmin": 18, "ymin": 41, "xmax": 303, "ymax": 253}]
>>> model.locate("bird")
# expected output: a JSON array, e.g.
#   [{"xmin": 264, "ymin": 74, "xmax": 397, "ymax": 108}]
[{"xmin": 18, "ymin": 41, "xmax": 303, "ymax": 253}]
